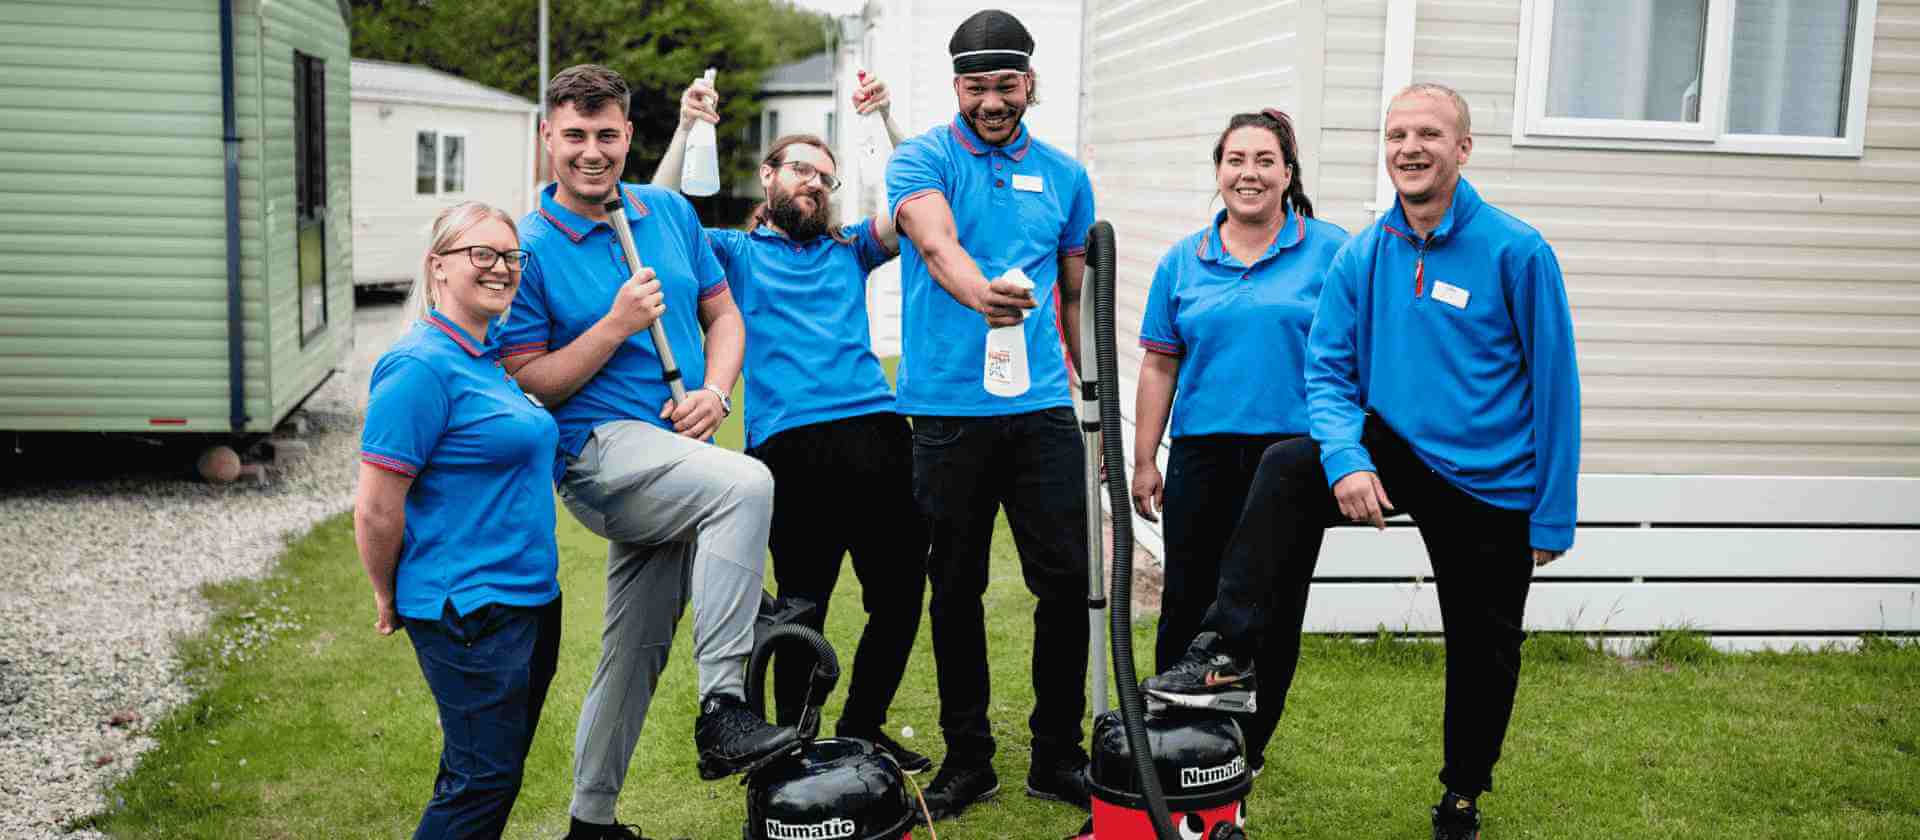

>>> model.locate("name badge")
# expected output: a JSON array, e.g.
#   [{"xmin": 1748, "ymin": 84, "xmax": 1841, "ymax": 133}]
[
  {"xmin": 1011, "ymin": 174, "xmax": 1044, "ymax": 193},
  {"xmin": 1431, "ymin": 281, "xmax": 1470, "ymax": 310}
]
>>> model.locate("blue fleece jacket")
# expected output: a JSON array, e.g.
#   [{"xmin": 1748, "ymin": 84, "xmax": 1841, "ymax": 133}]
[{"xmin": 1307, "ymin": 177, "xmax": 1581, "ymax": 551}]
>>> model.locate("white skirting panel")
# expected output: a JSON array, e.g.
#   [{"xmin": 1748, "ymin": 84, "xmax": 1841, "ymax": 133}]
[{"xmin": 1302, "ymin": 582, "xmax": 1920, "ymax": 635}]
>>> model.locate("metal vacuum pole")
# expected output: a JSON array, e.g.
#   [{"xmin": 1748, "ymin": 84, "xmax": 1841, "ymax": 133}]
[{"xmin": 1081, "ymin": 246, "xmax": 1108, "ymax": 718}]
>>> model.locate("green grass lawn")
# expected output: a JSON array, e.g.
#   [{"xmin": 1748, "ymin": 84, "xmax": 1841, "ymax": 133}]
[{"xmin": 86, "ymin": 401, "xmax": 1920, "ymax": 839}]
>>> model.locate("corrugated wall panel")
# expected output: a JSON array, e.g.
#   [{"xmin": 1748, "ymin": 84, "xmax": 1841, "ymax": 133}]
[
  {"xmin": 245, "ymin": 0, "xmax": 352, "ymax": 427},
  {"xmin": 0, "ymin": 0, "xmax": 274, "ymax": 433},
  {"xmin": 1405, "ymin": 0, "xmax": 1920, "ymax": 477}
]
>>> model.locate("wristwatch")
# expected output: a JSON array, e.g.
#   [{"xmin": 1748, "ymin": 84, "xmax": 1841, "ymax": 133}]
[{"xmin": 702, "ymin": 384, "xmax": 733, "ymax": 416}]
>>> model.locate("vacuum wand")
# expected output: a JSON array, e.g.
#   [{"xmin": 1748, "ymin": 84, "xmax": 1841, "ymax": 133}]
[
  {"xmin": 604, "ymin": 192, "xmax": 688, "ymax": 405},
  {"xmin": 1080, "ymin": 249, "xmax": 1108, "ymax": 718}
]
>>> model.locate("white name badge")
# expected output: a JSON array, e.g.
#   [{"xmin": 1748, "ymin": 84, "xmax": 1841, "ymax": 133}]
[
  {"xmin": 1431, "ymin": 280, "xmax": 1471, "ymax": 310},
  {"xmin": 1011, "ymin": 174, "xmax": 1044, "ymax": 192}
]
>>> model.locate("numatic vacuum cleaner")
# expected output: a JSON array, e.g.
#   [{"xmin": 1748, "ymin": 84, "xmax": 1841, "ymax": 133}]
[
  {"xmin": 741, "ymin": 595, "xmax": 923, "ymax": 840},
  {"xmin": 1075, "ymin": 221, "xmax": 1251, "ymax": 840}
]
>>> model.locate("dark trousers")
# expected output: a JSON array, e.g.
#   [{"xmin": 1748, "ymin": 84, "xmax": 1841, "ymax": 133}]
[
  {"xmin": 1155, "ymin": 433, "xmax": 1318, "ymax": 763},
  {"xmin": 747, "ymin": 412, "xmax": 929, "ymax": 732},
  {"xmin": 405, "ymin": 595, "xmax": 562, "ymax": 839},
  {"xmin": 1201, "ymin": 415, "xmax": 1533, "ymax": 796},
  {"xmin": 913, "ymin": 407, "xmax": 1090, "ymax": 766}
]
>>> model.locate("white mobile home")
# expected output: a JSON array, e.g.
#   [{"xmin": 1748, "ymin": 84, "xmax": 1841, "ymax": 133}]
[
  {"xmin": 1080, "ymin": 0, "xmax": 1919, "ymax": 646},
  {"xmin": 349, "ymin": 59, "xmax": 537, "ymax": 288}
]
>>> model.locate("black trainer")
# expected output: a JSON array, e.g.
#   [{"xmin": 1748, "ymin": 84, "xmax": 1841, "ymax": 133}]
[
  {"xmin": 561, "ymin": 818, "xmax": 652, "ymax": 839},
  {"xmin": 919, "ymin": 762, "xmax": 1000, "ymax": 822},
  {"xmin": 694, "ymin": 693, "xmax": 801, "ymax": 780},
  {"xmin": 840, "ymin": 726, "xmax": 933, "ymax": 775},
  {"xmin": 1431, "ymin": 792, "xmax": 1482, "ymax": 840},
  {"xmin": 1141, "ymin": 632, "xmax": 1257, "ymax": 715},
  {"xmin": 1024, "ymin": 752, "xmax": 1091, "ymax": 810}
]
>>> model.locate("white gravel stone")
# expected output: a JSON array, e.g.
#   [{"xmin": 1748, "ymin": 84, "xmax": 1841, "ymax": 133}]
[{"xmin": 0, "ymin": 300, "xmax": 406, "ymax": 838}]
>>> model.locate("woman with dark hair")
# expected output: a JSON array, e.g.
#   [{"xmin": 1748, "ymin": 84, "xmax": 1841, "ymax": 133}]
[
  {"xmin": 356, "ymin": 201, "xmax": 563, "ymax": 837},
  {"xmin": 1129, "ymin": 109, "xmax": 1348, "ymax": 774}
]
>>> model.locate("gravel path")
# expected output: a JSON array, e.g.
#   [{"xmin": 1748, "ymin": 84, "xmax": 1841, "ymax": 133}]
[{"xmin": 0, "ymin": 299, "xmax": 405, "ymax": 838}]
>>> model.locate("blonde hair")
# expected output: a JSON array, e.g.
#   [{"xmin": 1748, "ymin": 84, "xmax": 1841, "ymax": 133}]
[
  {"xmin": 1391, "ymin": 82, "xmax": 1472, "ymax": 136},
  {"xmin": 404, "ymin": 201, "xmax": 520, "ymax": 325}
]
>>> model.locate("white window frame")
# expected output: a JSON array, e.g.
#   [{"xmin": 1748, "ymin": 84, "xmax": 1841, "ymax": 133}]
[
  {"xmin": 415, "ymin": 128, "xmax": 470, "ymax": 196},
  {"xmin": 1512, "ymin": 0, "xmax": 1878, "ymax": 158}
]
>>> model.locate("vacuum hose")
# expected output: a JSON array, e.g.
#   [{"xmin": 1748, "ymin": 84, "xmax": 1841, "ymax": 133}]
[
  {"xmin": 1087, "ymin": 221, "xmax": 1177, "ymax": 840},
  {"xmin": 748, "ymin": 615, "xmax": 841, "ymax": 741}
]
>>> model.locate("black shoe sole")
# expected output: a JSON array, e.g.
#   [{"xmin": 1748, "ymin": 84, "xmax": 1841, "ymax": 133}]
[
  {"xmin": 1023, "ymin": 783, "xmax": 1092, "ymax": 811},
  {"xmin": 920, "ymin": 783, "xmax": 1000, "ymax": 822},
  {"xmin": 697, "ymin": 739, "xmax": 803, "ymax": 781}
]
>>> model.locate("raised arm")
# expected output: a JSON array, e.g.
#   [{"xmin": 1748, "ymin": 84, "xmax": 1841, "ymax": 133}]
[{"xmin": 652, "ymin": 74, "xmax": 721, "ymax": 190}]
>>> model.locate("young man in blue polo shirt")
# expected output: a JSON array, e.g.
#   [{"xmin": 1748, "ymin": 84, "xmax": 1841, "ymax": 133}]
[
  {"xmin": 1142, "ymin": 83, "xmax": 1581, "ymax": 840},
  {"xmin": 498, "ymin": 64, "xmax": 797, "ymax": 840},
  {"xmin": 649, "ymin": 73, "xmax": 936, "ymax": 773},
  {"xmin": 887, "ymin": 9, "xmax": 1097, "ymax": 820}
]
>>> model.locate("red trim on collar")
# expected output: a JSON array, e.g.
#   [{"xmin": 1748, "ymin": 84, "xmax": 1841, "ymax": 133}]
[
  {"xmin": 1007, "ymin": 130, "xmax": 1032, "ymax": 161},
  {"xmin": 1287, "ymin": 211, "xmax": 1305, "ymax": 248},
  {"xmin": 425, "ymin": 315, "xmax": 486, "ymax": 357},
  {"xmin": 620, "ymin": 185, "xmax": 651, "ymax": 218},
  {"xmin": 540, "ymin": 207, "xmax": 586, "ymax": 243},
  {"xmin": 1382, "ymin": 223, "xmax": 1415, "ymax": 244},
  {"xmin": 1196, "ymin": 226, "xmax": 1211, "ymax": 259},
  {"xmin": 948, "ymin": 120, "xmax": 983, "ymax": 155}
]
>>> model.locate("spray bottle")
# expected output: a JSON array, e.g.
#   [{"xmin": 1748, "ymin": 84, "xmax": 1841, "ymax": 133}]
[
  {"xmin": 983, "ymin": 268, "xmax": 1036, "ymax": 398},
  {"xmin": 856, "ymin": 69, "xmax": 891, "ymax": 187},
  {"xmin": 680, "ymin": 67, "xmax": 722, "ymax": 197}
]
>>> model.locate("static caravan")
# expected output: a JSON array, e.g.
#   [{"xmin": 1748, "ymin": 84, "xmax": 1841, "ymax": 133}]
[
  {"xmin": 349, "ymin": 59, "xmax": 537, "ymax": 289},
  {"xmin": 1080, "ymin": 0, "xmax": 1919, "ymax": 646},
  {"xmin": 0, "ymin": 0, "xmax": 352, "ymax": 438}
]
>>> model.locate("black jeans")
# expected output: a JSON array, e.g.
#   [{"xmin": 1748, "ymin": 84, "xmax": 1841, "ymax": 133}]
[
  {"xmin": 1201, "ymin": 415, "xmax": 1533, "ymax": 796},
  {"xmin": 913, "ymin": 407, "xmax": 1090, "ymax": 766},
  {"xmin": 1156, "ymin": 433, "xmax": 1317, "ymax": 763},
  {"xmin": 747, "ymin": 412, "xmax": 929, "ymax": 732},
  {"xmin": 404, "ymin": 596, "xmax": 562, "ymax": 839}
]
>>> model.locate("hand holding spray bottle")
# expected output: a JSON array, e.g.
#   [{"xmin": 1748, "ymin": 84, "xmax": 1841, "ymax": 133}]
[
  {"xmin": 680, "ymin": 67, "xmax": 721, "ymax": 197},
  {"xmin": 983, "ymin": 269, "xmax": 1036, "ymax": 397}
]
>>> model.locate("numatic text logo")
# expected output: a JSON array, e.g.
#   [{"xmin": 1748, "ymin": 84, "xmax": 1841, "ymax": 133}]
[
  {"xmin": 764, "ymin": 817, "xmax": 856, "ymax": 840},
  {"xmin": 1180, "ymin": 756, "xmax": 1246, "ymax": 788}
]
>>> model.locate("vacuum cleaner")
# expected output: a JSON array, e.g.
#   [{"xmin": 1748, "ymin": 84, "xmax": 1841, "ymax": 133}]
[
  {"xmin": 1076, "ymin": 220, "xmax": 1252, "ymax": 840},
  {"xmin": 740, "ymin": 594, "xmax": 923, "ymax": 840}
]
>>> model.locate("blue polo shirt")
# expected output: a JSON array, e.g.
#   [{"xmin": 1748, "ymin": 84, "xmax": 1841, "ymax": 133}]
[
  {"xmin": 1140, "ymin": 206, "xmax": 1348, "ymax": 439},
  {"xmin": 1308, "ymin": 177, "xmax": 1581, "ymax": 550},
  {"xmin": 886, "ymin": 116, "xmax": 1095, "ymax": 416},
  {"xmin": 502, "ymin": 182, "xmax": 728, "ymax": 458},
  {"xmin": 708, "ymin": 220, "xmax": 896, "ymax": 448},
  {"xmin": 361, "ymin": 311, "xmax": 561, "ymax": 621}
]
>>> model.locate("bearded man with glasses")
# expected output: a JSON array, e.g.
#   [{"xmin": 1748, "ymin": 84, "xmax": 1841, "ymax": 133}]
[{"xmin": 652, "ymin": 71, "xmax": 937, "ymax": 776}]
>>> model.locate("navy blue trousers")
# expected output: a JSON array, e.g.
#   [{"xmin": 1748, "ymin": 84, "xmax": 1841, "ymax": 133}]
[{"xmin": 405, "ymin": 596, "xmax": 562, "ymax": 839}]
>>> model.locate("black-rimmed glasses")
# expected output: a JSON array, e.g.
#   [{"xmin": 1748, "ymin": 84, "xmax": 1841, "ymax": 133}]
[
  {"xmin": 440, "ymin": 245, "xmax": 532, "ymax": 272},
  {"xmin": 780, "ymin": 160, "xmax": 842, "ymax": 193}
]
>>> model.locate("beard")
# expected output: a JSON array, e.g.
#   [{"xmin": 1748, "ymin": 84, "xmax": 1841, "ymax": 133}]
[{"xmin": 768, "ymin": 183, "xmax": 832, "ymax": 241}]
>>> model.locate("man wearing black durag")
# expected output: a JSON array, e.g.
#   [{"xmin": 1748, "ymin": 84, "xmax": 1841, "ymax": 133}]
[{"xmin": 885, "ymin": 7, "xmax": 1100, "ymax": 823}]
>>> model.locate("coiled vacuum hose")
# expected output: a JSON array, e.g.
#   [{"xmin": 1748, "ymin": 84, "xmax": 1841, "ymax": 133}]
[
  {"xmin": 1087, "ymin": 220, "xmax": 1177, "ymax": 840},
  {"xmin": 747, "ymin": 623, "xmax": 841, "ymax": 732}
]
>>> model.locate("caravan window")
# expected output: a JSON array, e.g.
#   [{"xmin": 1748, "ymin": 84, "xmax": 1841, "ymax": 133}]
[
  {"xmin": 1514, "ymin": 0, "xmax": 1876, "ymax": 157},
  {"xmin": 294, "ymin": 52, "xmax": 328, "ymax": 344},
  {"xmin": 416, "ymin": 130, "xmax": 468, "ymax": 195}
]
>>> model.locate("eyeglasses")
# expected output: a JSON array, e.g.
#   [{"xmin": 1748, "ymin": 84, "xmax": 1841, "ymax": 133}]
[
  {"xmin": 779, "ymin": 160, "xmax": 841, "ymax": 192},
  {"xmin": 440, "ymin": 245, "xmax": 532, "ymax": 272}
]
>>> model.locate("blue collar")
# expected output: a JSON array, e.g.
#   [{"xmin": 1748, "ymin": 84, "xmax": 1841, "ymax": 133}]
[
  {"xmin": 1383, "ymin": 175, "xmax": 1481, "ymax": 244},
  {"xmin": 948, "ymin": 115, "xmax": 1032, "ymax": 161},
  {"xmin": 425, "ymin": 309, "xmax": 497, "ymax": 358},
  {"xmin": 536, "ymin": 181, "xmax": 651, "ymax": 244},
  {"xmin": 1194, "ymin": 205, "xmax": 1304, "ymax": 267}
]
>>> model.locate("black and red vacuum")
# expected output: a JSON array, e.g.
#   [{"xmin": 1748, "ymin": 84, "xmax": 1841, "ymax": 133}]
[
  {"xmin": 741, "ymin": 596, "xmax": 922, "ymax": 840},
  {"xmin": 1076, "ymin": 221, "xmax": 1253, "ymax": 840}
]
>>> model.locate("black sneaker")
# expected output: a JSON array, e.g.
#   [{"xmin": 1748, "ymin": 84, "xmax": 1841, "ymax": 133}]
[
  {"xmin": 1431, "ymin": 792, "xmax": 1482, "ymax": 840},
  {"xmin": 561, "ymin": 819, "xmax": 651, "ymax": 839},
  {"xmin": 919, "ymin": 762, "xmax": 1000, "ymax": 822},
  {"xmin": 1141, "ymin": 632, "xmax": 1257, "ymax": 715},
  {"xmin": 694, "ymin": 693, "xmax": 801, "ymax": 780},
  {"xmin": 840, "ymin": 726, "xmax": 933, "ymax": 775},
  {"xmin": 1024, "ymin": 752, "xmax": 1091, "ymax": 810}
]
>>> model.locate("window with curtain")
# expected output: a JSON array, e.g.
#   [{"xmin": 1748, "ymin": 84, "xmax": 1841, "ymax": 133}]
[
  {"xmin": 416, "ymin": 131, "xmax": 437, "ymax": 194},
  {"xmin": 1515, "ymin": 0, "xmax": 1873, "ymax": 157},
  {"xmin": 442, "ymin": 134, "xmax": 467, "ymax": 193}
]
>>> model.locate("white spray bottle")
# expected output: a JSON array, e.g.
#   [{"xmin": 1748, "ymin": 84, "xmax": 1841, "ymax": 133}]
[
  {"xmin": 983, "ymin": 268, "xmax": 1036, "ymax": 398},
  {"xmin": 680, "ymin": 67, "xmax": 722, "ymax": 197}
]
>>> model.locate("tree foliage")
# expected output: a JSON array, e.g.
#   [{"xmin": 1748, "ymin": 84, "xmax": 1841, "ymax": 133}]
[{"xmin": 349, "ymin": 0, "xmax": 830, "ymax": 189}]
